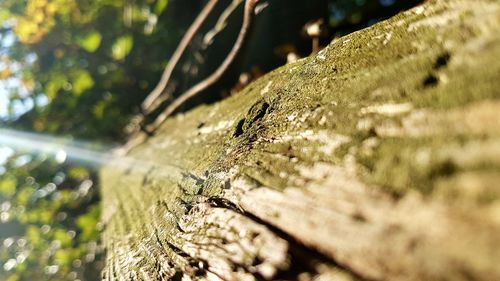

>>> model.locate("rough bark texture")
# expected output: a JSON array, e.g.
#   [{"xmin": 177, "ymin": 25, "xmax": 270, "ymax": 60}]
[{"xmin": 100, "ymin": 1, "xmax": 500, "ymax": 280}]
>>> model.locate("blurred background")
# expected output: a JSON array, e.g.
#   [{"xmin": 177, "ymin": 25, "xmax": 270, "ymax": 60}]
[{"xmin": 0, "ymin": 0, "xmax": 420, "ymax": 280}]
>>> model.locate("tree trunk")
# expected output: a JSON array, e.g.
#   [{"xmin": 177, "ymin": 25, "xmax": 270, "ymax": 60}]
[{"xmin": 100, "ymin": 0, "xmax": 500, "ymax": 280}]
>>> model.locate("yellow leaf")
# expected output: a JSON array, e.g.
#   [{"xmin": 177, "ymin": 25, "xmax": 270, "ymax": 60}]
[{"xmin": 0, "ymin": 68, "xmax": 12, "ymax": 79}]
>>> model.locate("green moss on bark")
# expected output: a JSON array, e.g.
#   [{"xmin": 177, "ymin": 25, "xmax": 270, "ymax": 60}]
[{"xmin": 101, "ymin": 1, "xmax": 500, "ymax": 280}]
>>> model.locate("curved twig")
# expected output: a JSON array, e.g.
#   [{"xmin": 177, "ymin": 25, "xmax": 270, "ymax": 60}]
[
  {"xmin": 141, "ymin": 0, "xmax": 219, "ymax": 114},
  {"xmin": 203, "ymin": 0, "xmax": 245, "ymax": 47},
  {"xmin": 146, "ymin": 0, "xmax": 261, "ymax": 132}
]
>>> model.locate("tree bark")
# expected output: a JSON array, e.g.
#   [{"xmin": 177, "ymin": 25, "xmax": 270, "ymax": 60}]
[{"xmin": 100, "ymin": 0, "xmax": 500, "ymax": 280}]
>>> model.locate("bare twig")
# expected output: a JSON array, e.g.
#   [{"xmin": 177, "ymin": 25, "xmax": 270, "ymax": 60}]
[
  {"xmin": 203, "ymin": 0, "xmax": 245, "ymax": 47},
  {"xmin": 141, "ymin": 0, "xmax": 219, "ymax": 114},
  {"xmin": 146, "ymin": 0, "xmax": 261, "ymax": 132}
]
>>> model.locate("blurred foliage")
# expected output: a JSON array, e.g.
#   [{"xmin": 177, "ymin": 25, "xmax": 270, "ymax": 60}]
[
  {"xmin": 0, "ymin": 148, "xmax": 102, "ymax": 280},
  {"xmin": 0, "ymin": 0, "xmax": 420, "ymax": 280},
  {"xmin": 0, "ymin": 0, "xmax": 198, "ymax": 140}
]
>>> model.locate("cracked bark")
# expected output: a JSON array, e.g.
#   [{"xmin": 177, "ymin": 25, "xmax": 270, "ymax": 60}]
[{"xmin": 101, "ymin": 1, "xmax": 500, "ymax": 280}]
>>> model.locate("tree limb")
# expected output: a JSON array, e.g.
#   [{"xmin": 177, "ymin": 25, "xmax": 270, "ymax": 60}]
[
  {"xmin": 141, "ymin": 0, "xmax": 219, "ymax": 115},
  {"xmin": 103, "ymin": 1, "xmax": 500, "ymax": 279},
  {"xmin": 145, "ymin": 0, "xmax": 261, "ymax": 133}
]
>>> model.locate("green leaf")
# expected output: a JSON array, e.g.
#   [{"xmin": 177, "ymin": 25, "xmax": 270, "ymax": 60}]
[
  {"xmin": 77, "ymin": 31, "xmax": 102, "ymax": 53},
  {"xmin": 0, "ymin": 177, "xmax": 17, "ymax": 197},
  {"xmin": 71, "ymin": 70, "xmax": 94, "ymax": 96},
  {"xmin": 15, "ymin": 186, "xmax": 35, "ymax": 206},
  {"xmin": 26, "ymin": 225, "xmax": 42, "ymax": 247},
  {"xmin": 45, "ymin": 73, "xmax": 68, "ymax": 100},
  {"xmin": 0, "ymin": 10, "xmax": 12, "ymax": 23},
  {"xmin": 68, "ymin": 166, "xmax": 89, "ymax": 179},
  {"xmin": 111, "ymin": 35, "xmax": 133, "ymax": 60},
  {"xmin": 53, "ymin": 228, "xmax": 72, "ymax": 247},
  {"xmin": 154, "ymin": 0, "xmax": 169, "ymax": 15},
  {"xmin": 77, "ymin": 205, "xmax": 100, "ymax": 241}
]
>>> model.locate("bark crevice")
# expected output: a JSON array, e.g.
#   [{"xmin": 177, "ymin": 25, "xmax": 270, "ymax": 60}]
[{"xmin": 101, "ymin": 1, "xmax": 500, "ymax": 280}]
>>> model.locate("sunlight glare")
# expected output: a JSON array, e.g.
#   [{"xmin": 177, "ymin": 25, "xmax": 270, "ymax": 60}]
[
  {"xmin": 0, "ymin": 128, "xmax": 176, "ymax": 176},
  {"xmin": 0, "ymin": 128, "xmax": 112, "ymax": 166}
]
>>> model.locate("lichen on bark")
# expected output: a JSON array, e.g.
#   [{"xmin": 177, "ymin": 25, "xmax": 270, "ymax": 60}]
[{"xmin": 101, "ymin": 1, "xmax": 500, "ymax": 280}]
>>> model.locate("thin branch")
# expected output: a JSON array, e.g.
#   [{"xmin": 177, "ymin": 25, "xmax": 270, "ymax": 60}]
[
  {"xmin": 141, "ymin": 0, "xmax": 219, "ymax": 114},
  {"xmin": 146, "ymin": 0, "xmax": 261, "ymax": 133},
  {"xmin": 203, "ymin": 0, "xmax": 245, "ymax": 47}
]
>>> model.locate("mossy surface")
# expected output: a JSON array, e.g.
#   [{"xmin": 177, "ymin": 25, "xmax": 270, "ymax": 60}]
[{"xmin": 100, "ymin": 1, "xmax": 500, "ymax": 279}]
